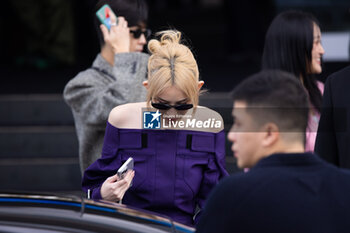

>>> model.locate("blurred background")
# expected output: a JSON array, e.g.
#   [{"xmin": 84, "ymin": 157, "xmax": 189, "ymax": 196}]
[{"xmin": 0, "ymin": 0, "xmax": 349, "ymax": 194}]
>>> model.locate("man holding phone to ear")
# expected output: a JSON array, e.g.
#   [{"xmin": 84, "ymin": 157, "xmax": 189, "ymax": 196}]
[{"xmin": 64, "ymin": 0, "xmax": 151, "ymax": 174}]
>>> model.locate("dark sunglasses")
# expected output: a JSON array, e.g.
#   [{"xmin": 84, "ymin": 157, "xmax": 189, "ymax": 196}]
[
  {"xmin": 151, "ymin": 102, "xmax": 193, "ymax": 111},
  {"xmin": 130, "ymin": 29, "xmax": 152, "ymax": 39}
]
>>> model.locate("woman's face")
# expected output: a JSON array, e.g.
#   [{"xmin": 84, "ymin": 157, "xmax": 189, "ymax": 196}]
[
  {"xmin": 152, "ymin": 85, "xmax": 191, "ymax": 117},
  {"xmin": 310, "ymin": 23, "xmax": 325, "ymax": 74},
  {"xmin": 129, "ymin": 25, "xmax": 147, "ymax": 52}
]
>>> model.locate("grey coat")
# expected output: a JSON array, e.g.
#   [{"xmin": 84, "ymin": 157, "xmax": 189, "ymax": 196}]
[{"xmin": 64, "ymin": 52, "xmax": 149, "ymax": 173}]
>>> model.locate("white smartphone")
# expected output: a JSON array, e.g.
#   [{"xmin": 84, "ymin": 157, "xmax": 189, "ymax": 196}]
[{"xmin": 117, "ymin": 157, "xmax": 134, "ymax": 179}]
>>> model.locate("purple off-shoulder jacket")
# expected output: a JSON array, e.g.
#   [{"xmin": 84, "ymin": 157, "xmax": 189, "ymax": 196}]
[{"xmin": 82, "ymin": 122, "xmax": 228, "ymax": 226}]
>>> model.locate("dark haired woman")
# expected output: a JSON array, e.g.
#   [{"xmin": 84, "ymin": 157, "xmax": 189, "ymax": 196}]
[{"xmin": 262, "ymin": 10, "xmax": 325, "ymax": 152}]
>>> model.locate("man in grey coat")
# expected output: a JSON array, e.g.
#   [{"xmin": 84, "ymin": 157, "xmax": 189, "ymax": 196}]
[{"xmin": 64, "ymin": 0, "xmax": 150, "ymax": 173}]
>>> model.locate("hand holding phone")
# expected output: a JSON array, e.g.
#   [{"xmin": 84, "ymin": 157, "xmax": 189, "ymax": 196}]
[
  {"xmin": 96, "ymin": 4, "xmax": 117, "ymax": 31},
  {"xmin": 100, "ymin": 167, "xmax": 134, "ymax": 202},
  {"xmin": 96, "ymin": 4, "xmax": 130, "ymax": 53}
]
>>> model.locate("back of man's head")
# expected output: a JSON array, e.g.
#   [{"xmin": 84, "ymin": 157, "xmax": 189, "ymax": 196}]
[{"xmin": 232, "ymin": 70, "xmax": 309, "ymax": 142}]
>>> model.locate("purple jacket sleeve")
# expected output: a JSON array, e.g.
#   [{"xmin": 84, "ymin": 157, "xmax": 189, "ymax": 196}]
[{"xmin": 82, "ymin": 122, "xmax": 122, "ymax": 199}]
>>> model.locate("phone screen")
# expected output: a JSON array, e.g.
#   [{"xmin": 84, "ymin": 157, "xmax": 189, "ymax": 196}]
[
  {"xmin": 96, "ymin": 4, "xmax": 117, "ymax": 30},
  {"xmin": 117, "ymin": 157, "xmax": 134, "ymax": 179}
]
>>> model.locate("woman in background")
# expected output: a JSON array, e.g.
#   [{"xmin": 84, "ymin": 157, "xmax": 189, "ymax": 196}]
[{"xmin": 262, "ymin": 10, "xmax": 325, "ymax": 152}]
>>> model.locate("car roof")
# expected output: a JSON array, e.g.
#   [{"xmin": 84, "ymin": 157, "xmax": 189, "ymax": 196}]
[{"xmin": 0, "ymin": 193, "xmax": 195, "ymax": 233}]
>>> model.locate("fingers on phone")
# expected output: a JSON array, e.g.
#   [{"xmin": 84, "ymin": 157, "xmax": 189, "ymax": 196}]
[
  {"xmin": 117, "ymin": 16, "xmax": 128, "ymax": 28},
  {"xmin": 100, "ymin": 24, "xmax": 109, "ymax": 38},
  {"xmin": 117, "ymin": 16, "xmax": 125, "ymax": 26},
  {"xmin": 116, "ymin": 178, "xmax": 127, "ymax": 187},
  {"xmin": 115, "ymin": 179, "xmax": 130, "ymax": 193},
  {"xmin": 113, "ymin": 186, "xmax": 126, "ymax": 201},
  {"xmin": 110, "ymin": 13, "xmax": 117, "ymax": 25},
  {"xmin": 111, "ymin": 171, "xmax": 134, "ymax": 201},
  {"xmin": 107, "ymin": 173, "xmax": 120, "ymax": 182},
  {"xmin": 123, "ymin": 170, "xmax": 134, "ymax": 187},
  {"xmin": 126, "ymin": 170, "xmax": 135, "ymax": 179}
]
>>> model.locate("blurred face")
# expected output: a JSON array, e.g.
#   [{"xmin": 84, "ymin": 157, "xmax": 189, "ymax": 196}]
[
  {"xmin": 152, "ymin": 85, "xmax": 191, "ymax": 118},
  {"xmin": 310, "ymin": 23, "xmax": 325, "ymax": 74},
  {"xmin": 227, "ymin": 101, "xmax": 265, "ymax": 169},
  {"xmin": 129, "ymin": 25, "xmax": 148, "ymax": 52}
]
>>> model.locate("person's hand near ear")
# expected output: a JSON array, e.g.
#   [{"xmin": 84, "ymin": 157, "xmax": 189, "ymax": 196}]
[
  {"xmin": 100, "ymin": 16, "xmax": 130, "ymax": 54},
  {"xmin": 100, "ymin": 170, "xmax": 135, "ymax": 202}
]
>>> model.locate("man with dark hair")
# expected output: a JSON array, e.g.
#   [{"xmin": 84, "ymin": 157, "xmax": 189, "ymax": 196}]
[
  {"xmin": 64, "ymin": 0, "xmax": 150, "ymax": 173},
  {"xmin": 196, "ymin": 70, "xmax": 350, "ymax": 233}
]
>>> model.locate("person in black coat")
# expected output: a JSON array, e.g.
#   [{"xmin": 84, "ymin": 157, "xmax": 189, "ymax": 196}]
[
  {"xmin": 196, "ymin": 70, "xmax": 350, "ymax": 233},
  {"xmin": 315, "ymin": 65, "xmax": 350, "ymax": 168}
]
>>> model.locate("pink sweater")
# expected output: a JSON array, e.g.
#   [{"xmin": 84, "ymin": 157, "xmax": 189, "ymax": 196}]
[{"xmin": 305, "ymin": 81, "xmax": 324, "ymax": 152}]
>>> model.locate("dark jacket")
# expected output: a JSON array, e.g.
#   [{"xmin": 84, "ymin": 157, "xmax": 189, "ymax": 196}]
[
  {"xmin": 315, "ymin": 65, "xmax": 350, "ymax": 168},
  {"xmin": 196, "ymin": 153, "xmax": 350, "ymax": 233}
]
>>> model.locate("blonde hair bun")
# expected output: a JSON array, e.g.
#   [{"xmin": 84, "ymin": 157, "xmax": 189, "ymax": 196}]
[
  {"xmin": 148, "ymin": 30, "xmax": 181, "ymax": 55},
  {"xmin": 146, "ymin": 29, "xmax": 200, "ymax": 107}
]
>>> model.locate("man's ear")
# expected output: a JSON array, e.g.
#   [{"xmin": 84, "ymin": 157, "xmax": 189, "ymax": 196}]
[
  {"xmin": 198, "ymin": 81, "xmax": 204, "ymax": 90},
  {"xmin": 261, "ymin": 123, "xmax": 279, "ymax": 147},
  {"xmin": 143, "ymin": 81, "xmax": 149, "ymax": 90}
]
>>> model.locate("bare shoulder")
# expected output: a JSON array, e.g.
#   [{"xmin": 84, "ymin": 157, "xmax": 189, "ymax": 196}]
[
  {"xmin": 195, "ymin": 106, "xmax": 224, "ymax": 121},
  {"xmin": 191, "ymin": 106, "xmax": 224, "ymax": 133},
  {"xmin": 108, "ymin": 102, "xmax": 146, "ymax": 128}
]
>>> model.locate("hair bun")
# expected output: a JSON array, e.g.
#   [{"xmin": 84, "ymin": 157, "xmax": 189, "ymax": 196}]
[
  {"xmin": 159, "ymin": 30, "xmax": 181, "ymax": 45},
  {"xmin": 148, "ymin": 30, "xmax": 181, "ymax": 54},
  {"xmin": 146, "ymin": 29, "xmax": 200, "ymax": 107}
]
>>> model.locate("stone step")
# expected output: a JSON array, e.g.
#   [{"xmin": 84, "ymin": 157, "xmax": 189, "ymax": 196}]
[
  {"xmin": 0, "ymin": 126, "xmax": 78, "ymax": 158},
  {"xmin": 0, "ymin": 94, "xmax": 73, "ymax": 126}
]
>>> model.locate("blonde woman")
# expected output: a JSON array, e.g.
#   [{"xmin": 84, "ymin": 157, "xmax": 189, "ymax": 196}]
[{"xmin": 82, "ymin": 30, "xmax": 228, "ymax": 226}]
